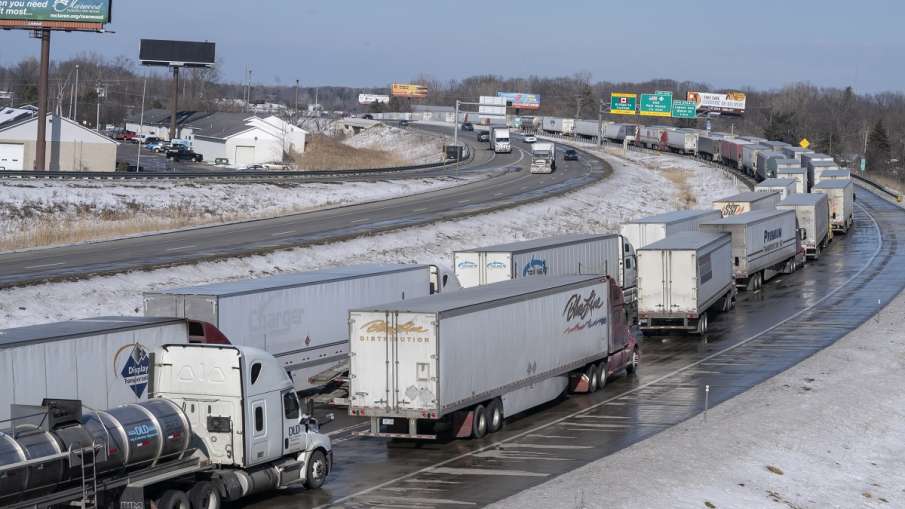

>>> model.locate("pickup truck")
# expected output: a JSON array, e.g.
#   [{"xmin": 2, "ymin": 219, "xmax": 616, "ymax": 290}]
[{"xmin": 166, "ymin": 146, "xmax": 203, "ymax": 162}]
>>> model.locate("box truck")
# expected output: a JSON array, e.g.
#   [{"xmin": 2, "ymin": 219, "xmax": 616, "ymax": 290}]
[
  {"xmin": 700, "ymin": 209, "xmax": 802, "ymax": 291},
  {"xmin": 620, "ymin": 209, "xmax": 723, "ymax": 249},
  {"xmin": 813, "ymin": 180, "xmax": 854, "ymax": 233},
  {"xmin": 776, "ymin": 166, "xmax": 808, "ymax": 194},
  {"xmin": 0, "ymin": 316, "xmax": 228, "ymax": 423},
  {"xmin": 713, "ymin": 191, "xmax": 780, "ymax": 217},
  {"xmin": 0, "ymin": 344, "xmax": 334, "ymax": 509},
  {"xmin": 489, "ymin": 127, "xmax": 511, "ymax": 153},
  {"xmin": 348, "ymin": 275, "xmax": 638, "ymax": 439},
  {"xmin": 637, "ymin": 232, "xmax": 735, "ymax": 334},
  {"xmin": 778, "ymin": 193, "xmax": 830, "ymax": 259},
  {"xmin": 453, "ymin": 234, "xmax": 638, "ymax": 320},
  {"xmin": 755, "ymin": 178, "xmax": 798, "ymax": 200},
  {"xmin": 144, "ymin": 264, "xmax": 457, "ymax": 395},
  {"xmin": 530, "ymin": 142, "xmax": 556, "ymax": 174}
]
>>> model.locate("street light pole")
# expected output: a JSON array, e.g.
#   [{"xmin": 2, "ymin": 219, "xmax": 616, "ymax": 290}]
[{"xmin": 137, "ymin": 77, "xmax": 147, "ymax": 172}]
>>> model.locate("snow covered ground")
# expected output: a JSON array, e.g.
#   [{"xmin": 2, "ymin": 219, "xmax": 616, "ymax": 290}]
[
  {"xmin": 490, "ymin": 289, "xmax": 905, "ymax": 509},
  {"xmin": 0, "ymin": 150, "xmax": 740, "ymax": 328},
  {"xmin": 343, "ymin": 124, "xmax": 446, "ymax": 165},
  {"xmin": 0, "ymin": 174, "xmax": 480, "ymax": 250}
]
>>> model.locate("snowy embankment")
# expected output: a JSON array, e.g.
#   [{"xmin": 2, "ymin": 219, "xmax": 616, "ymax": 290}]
[
  {"xmin": 343, "ymin": 124, "xmax": 446, "ymax": 165},
  {"xmin": 0, "ymin": 150, "xmax": 740, "ymax": 328},
  {"xmin": 0, "ymin": 175, "xmax": 478, "ymax": 251},
  {"xmin": 490, "ymin": 291, "xmax": 905, "ymax": 509}
]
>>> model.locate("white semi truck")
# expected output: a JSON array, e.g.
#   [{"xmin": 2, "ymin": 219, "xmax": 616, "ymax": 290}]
[
  {"xmin": 0, "ymin": 344, "xmax": 333, "ymax": 509},
  {"xmin": 620, "ymin": 209, "xmax": 722, "ymax": 249},
  {"xmin": 755, "ymin": 178, "xmax": 798, "ymax": 200},
  {"xmin": 489, "ymin": 126, "xmax": 511, "ymax": 153},
  {"xmin": 453, "ymin": 234, "xmax": 638, "ymax": 321},
  {"xmin": 348, "ymin": 275, "xmax": 638, "ymax": 440},
  {"xmin": 713, "ymin": 191, "xmax": 781, "ymax": 217},
  {"xmin": 144, "ymin": 264, "xmax": 459, "ymax": 396},
  {"xmin": 637, "ymin": 232, "xmax": 736, "ymax": 334},
  {"xmin": 701, "ymin": 208, "xmax": 803, "ymax": 291},
  {"xmin": 813, "ymin": 180, "xmax": 855, "ymax": 233},
  {"xmin": 530, "ymin": 141, "xmax": 556, "ymax": 173},
  {"xmin": 778, "ymin": 193, "xmax": 831, "ymax": 259}
]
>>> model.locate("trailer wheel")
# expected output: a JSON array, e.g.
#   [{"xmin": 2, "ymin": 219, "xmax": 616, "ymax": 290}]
[
  {"xmin": 587, "ymin": 364, "xmax": 600, "ymax": 393},
  {"xmin": 188, "ymin": 481, "xmax": 220, "ymax": 509},
  {"xmin": 697, "ymin": 313, "xmax": 709, "ymax": 334},
  {"xmin": 596, "ymin": 362, "xmax": 607, "ymax": 389},
  {"xmin": 487, "ymin": 399, "xmax": 504, "ymax": 433},
  {"xmin": 472, "ymin": 405, "xmax": 488, "ymax": 438},
  {"xmin": 156, "ymin": 490, "xmax": 190, "ymax": 509},
  {"xmin": 304, "ymin": 449, "xmax": 329, "ymax": 489}
]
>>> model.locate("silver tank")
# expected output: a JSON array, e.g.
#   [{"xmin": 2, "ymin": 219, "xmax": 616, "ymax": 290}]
[{"xmin": 0, "ymin": 398, "xmax": 191, "ymax": 500}]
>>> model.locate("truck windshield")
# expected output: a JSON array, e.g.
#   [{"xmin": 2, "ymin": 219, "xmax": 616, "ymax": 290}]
[
  {"xmin": 498, "ymin": 138, "xmax": 509, "ymax": 143},
  {"xmin": 533, "ymin": 151, "xmax": 551, "ymax": 157}
]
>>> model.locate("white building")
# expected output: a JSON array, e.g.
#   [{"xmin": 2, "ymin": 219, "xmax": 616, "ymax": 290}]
[
  {"xmin": 124, "ymin": 109, "xmax": 210, "ymax": 141},
  {"xmin": 188, "ymin": 113, "xmax": 306, "ymax": 167},
  {"xmin": 0, "ymin": 114, "xmax": 118, "ymax": 171}
]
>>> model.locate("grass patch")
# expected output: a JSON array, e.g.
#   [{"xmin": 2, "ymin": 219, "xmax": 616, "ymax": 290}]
[{"xmin": 293, "ymin": 134, "xmax": 405, "ymax": 171}]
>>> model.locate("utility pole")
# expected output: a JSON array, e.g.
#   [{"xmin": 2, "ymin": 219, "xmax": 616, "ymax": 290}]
[
  {"xmin": 34, "ymin": 29, "xmax": 50, "ymax": 171},
  {"xmin": 96, "ymin": 82, "xmax": 105, "ymax": 132},
  {"xmin": 73, "ymin": 64, "xmax": 79, "ymax": 122},
  {"xmin": 294, "ymin": 79, "xmax": 300, "ymax": 124}
]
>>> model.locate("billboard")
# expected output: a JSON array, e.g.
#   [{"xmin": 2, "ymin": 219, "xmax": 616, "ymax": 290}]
[
  {"xmin": 140, "ymin": 40, "xmax": 216, "ymax": 68},
  {"xmin": 0, "ymin": 0, "xmax": 112, "ymax": 29},
  {"xmin": 497, "ymin": 92, "xmax": 540, "ymax": 110},
  {"xmin": 391, "ymin": 83, "xmax": 428, "ymax": 98},
  {"xmin": 359, "ymin": 94, "xmax": 390, "ymax": 105},
  {"xmin": 609, "ymin": 93, "xmax": 637, "ymax": 115},
  {"xmin": 687, "ymin": 91, "xmax": 747, "ymax": 115}
]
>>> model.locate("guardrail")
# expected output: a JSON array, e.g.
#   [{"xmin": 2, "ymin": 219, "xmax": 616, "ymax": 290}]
[
  {"xmin": 0, "ymin": 154, "xmax": 470, "ymax": 181},
  {"xmin": 852, "ymin": 173, "xmax": 901, "ymax": 201}
]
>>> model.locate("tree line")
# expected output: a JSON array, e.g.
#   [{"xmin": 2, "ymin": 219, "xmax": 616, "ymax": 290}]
[{"xmin": 0, "ymin": 55, "xmax": 900, "ymax": 176}]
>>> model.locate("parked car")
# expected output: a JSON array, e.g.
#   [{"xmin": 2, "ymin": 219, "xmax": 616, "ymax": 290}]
[
  {"xmin": 563, "ymin": 149, "xmax": 579, "ymax": 161},
  {"xmin": 362, "ymin": 114, "xmax": 374, "ymax": 120},
  {"xmin": 461, "ymin": 122, "xmax": 474, "ymax": 131},
  {"xmin": 166, "ymin": 146, "xmax": 203, "ymax": 162},
  {"xmin": 477, "ymin": 132, "xmax": 490, "ymax": 142},
  {"xmin": 399, "ymin": 119, "xmax": 409, "ymax": 127},
  {"xmin": 145, "ymin": 140, "xmax": 165, "ymax": 152},
  {"xmin": 524, "ymin": 135, "xmax": 537, "ymax": 143}
]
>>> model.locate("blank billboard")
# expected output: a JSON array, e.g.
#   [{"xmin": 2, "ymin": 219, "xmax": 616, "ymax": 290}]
[{"xmin": 140, "ymin": 39, "xmax": 216, "ymax": 68}]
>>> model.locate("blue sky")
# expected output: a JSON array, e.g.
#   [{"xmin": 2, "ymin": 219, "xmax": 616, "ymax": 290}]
[{"xmin": 0, "ymin": 0, "xmax": 898, "ymax": 92}]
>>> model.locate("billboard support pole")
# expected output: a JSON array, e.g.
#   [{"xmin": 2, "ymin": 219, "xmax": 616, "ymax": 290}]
[
  {"xmin": 597, "ymin": 102, "xmax": 603, "ymax": 146},
  {"xmin": 35, "ymin": 29, "xmax": 51, "ymax": 171},
  {"xmin": 169, "ymin": 66, "xmax": 180, "ymax": 140}
]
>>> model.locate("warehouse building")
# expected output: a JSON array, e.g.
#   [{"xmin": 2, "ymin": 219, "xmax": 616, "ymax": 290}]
[
  {"xmin": 0, "ymin": 114, "xmax": 118, "ymax": 171},
  {"xmin": 189, "ymin": 113, "xmax": 306, "ymax": 167}
]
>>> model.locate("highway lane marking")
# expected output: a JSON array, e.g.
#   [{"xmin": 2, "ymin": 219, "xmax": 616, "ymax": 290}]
[
  {"xmin": 412, "ymin": 208, "xmax": 428, "ymax": 212},
  {"xmin": 316, "ymin": 201, "xmax": 884, "ymax": 509},
  {"xmin": 351, "ymin": 218, "xmax": 369, "ymax": 223},
  {"xmin": 164, "ymin": 244, "xmax": 197, "ymax": 251},
  {"xmin": 494, "ymin": 192, "xmax": 504, "ymax": 197},
  {"xmin": 23, "ymin": 262, "xmax": 64, "ymax": 269},
  {"xmin": 428, "ymin": 467, "xmax": 548, "ymax": 477},
  {"xmin": 458, "ymin": 199, "xmax": 471, "ymax": 204},
  {"xmin": 271, "ymin": 230, "xmax": 296, "ymax": 237}
]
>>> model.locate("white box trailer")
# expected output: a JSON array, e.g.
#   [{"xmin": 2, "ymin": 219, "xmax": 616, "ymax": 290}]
[
  {"xmin": 778, "ymin": 193, "xmax": 830, "ymax": 259},
  {"xmin": 604, "ymin": 123, "xmax": 636, "ymax": 142},
  {"xmin": 776, "ymin": 166, "xmax": 808, "ymax": 194},
  {"xmin": 637, "ymin": 232, "xmax": 735, "ymax": 334},
  {"xmin": 742, "ymin": 144, "xmax": 770, "ymax": 176},
  {"xmin": 814, "ymin": 168, "xmax": 851, "ymax": 184},
  {"xmin": 755, "ymin": 178, "xmax": 798, "ymax": 200},
  {"xmin": 666, "ymin": 129, "xmax": 697, "ymax": 154},
  {"xmin": 144, "ymin": 264, "xmax": 454, "ymax": 393},
  {"xmin": 348, "ymin": 275, "xmax": 638, "ymax": 439},
  {"xmin": 620, "ymin": 209, "xmax": 723, "ymax": 249},
  {"xmin": 700, "ymin": 209, "xmax": 801, "ymax": 290},
  {"xmin": 0, "ymin": 316, "xmax": 219, "ymax": 423},
  {"xmin": 713, "ymin": 191, "xmax": 780, "ymax": 217},
  {"xmin": 811, "ymin": 162, "xmax": 841, "ymax": 184},
  {"xmin": 813, "ymin": 180, "xmax": 854, "ymax": 233},
  {"xmin": 453, "ymin": 234, "xmax": 638, "ymax": 317}
]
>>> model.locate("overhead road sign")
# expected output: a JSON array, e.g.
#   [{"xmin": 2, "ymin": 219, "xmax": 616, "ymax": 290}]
[
  {"xmin": 392, "ymin": 83, "xmax": 428, "ymax": 98},
  {"xmin": 610, "ymin": 93, "xmax": 637, "ymax": 115},
  {"xmin": 497, "ymin": 92, "xmax": 540, "ymax": 110},
  {"xmin": 0, "ymin": 0, "xmax": 112, "ymax": 30},
  {"xmin": 687, "ymin": 91, "xmax": 747, "ymax": 115},
  {"xmin": 359, "ymin": 94, "xmax": 390, "ymax": 105},
  {"xmin": 640, "ymin": 93, "xmax": 673, "ymax": 117},
  {"xmin": 671, "ymin": 100, "xmax": 697, "ymax": 119}
]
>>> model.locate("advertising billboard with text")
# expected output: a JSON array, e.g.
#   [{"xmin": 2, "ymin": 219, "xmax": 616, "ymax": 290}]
[
  {"xmin": 391, "ymin": 83, "xmax": 428, "ymax": 98},
  {"xmin": 0, "ymin": 0, "xmax": 112, "ymax": 30},
  {"xmin": 496, "ymin": 92, "xmax": 540, "ymax": 110},
  {"xmin": 687, "ymin": 91, "xmax": 747, "ymax": 115}
]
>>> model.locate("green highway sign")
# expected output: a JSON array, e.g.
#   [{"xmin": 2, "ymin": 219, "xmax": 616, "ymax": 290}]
[
  {"xmin": 640, "ymin": 93, "xmax": 673, "ymax": 117},
  {"xmin": 671, "ymin": 100, "xmax": 697, "ymax": 119},
  {"xmin": 610, "ymin": 93, "xmax": 637, "ymax": 115}
]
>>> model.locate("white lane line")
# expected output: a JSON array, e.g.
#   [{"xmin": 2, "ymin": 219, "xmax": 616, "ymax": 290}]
[
  {"xmin": 351, "ymin": 218, "xmax": 369, "ymax": 223},
  {"xmin": 428, "ymin": 467, "xmax": 548, "ymax": 477},
  {"xmin": 271, "ymin": 230, "xmax": 296, "ymax": 237},
  {"xmin": 360, "ymin": 495, "xmax": 476, "ymax": 506},
  {"xmin": 315, "ymin": 201, "xmax": 884, "ymax": 509},
  {"xmin": 23, "ymin": 262, "xmax": 64, "ymax": 269},
  {"xmin": 458, "ymin": 199, "xmax": 471, "ymax": 204},
  {"xmin": 326, "ymin": 422, "xmax": 368, "ymax": 437},
  {"xmin": 412, "ymin": 208, "xmax": 428, "ymax": 212},
  {"xmin": 494, "ymin": 192, "xmax": 504, "ymax": 197},
  {"xmin": 165, "ymin": 245, "xmax": 197, "ymax": 252}
]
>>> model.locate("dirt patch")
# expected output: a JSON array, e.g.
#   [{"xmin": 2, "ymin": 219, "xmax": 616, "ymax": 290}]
[{"xmin": 293, "ymin": 134, "xmax": 405, "ymax": 171}]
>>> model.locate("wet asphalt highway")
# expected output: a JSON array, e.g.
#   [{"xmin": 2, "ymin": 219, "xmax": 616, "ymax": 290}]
[
  {"xmin": 237, "ymin": 187, "xmax": 905, "ymax": 508},
  {"xmin": 0, "ymin": 127, "xmax": 605, "ymax": 288}
]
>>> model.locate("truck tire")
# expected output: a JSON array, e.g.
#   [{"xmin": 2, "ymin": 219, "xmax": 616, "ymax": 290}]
[
  {"xmin": 304, "ymin": 449, "xmax": 329, "ymax": 490},
  {"xmin": 697, "ymin": 312, "xmax": 709, "ymax": 334},
  {"xmin": 586, "ymin": 364, "xmax": 600, "ymax": 393},
  {"xmin": 472, "ymin": 405, "xmax": 488, "ymax": 438},
  {"xmin": 487, "ymin": 399, "xmax": 504, "ymax": 433},
  {"xmin": 157, "ymin": 490, "xmax": 190, "ymax": 509},
  {"xmin": 626, "ymin": 347, "xmax": 640, "ymax": 375},
  {"xmin": 187, "ymin": 481, "xmax": 221, "ymax": 509},
  {"xmin": 596, "ymin": 362, "xmax": 607, "ymax": 389}
]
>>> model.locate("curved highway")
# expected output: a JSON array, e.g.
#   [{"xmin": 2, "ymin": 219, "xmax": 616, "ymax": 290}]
[
  {"xmin": 235, "ymin": 184, "xmax": 905, "ymax": 508},
  {"xmin": 0, "ymin": 126, "xmax": 606, "ymax": 288}
]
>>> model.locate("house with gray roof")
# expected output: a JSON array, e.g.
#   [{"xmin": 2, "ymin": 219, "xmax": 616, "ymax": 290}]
[{"xmin": 188, "ymin": 113, "xmax": 306, "ymax": 167}]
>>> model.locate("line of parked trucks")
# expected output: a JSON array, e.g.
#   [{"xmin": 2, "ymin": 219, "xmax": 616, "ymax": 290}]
[{"xmin": 0, "ymin": 130, "xmax": 857, "ymax": 508}]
